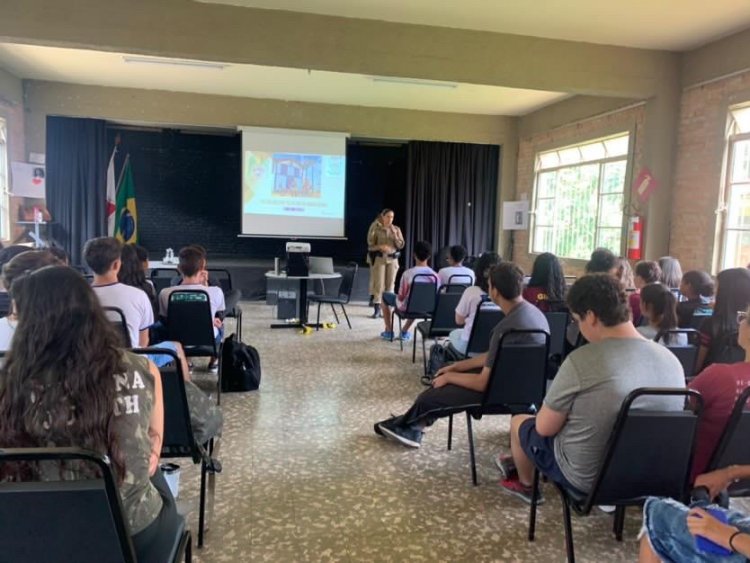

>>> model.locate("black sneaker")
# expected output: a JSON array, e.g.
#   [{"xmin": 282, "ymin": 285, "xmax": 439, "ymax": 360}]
[
  {"xmin": 378, "ymin": 420, "xmax": 423, "ymax": 448},
  {"xmin": 374, "ymin": 415, "xmax": 402, "ymax": 437}
]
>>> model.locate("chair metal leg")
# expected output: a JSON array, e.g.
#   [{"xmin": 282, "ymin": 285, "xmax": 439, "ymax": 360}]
[
  {"xmin": 398, "ymin": 316, "xmax": 404, "ymax": 351},
  {"xmin": 341, "ymin": 304, "xmax": 351, "ymax": 329},
  {"xmin": 316, "ymin": 302, "xmax": 321, "ymax": 330},
  {"xmin": 198, "ymin": 458, "xmax": 207, "ymax": 547},
  {"xmin": 330, "ymin": 303, "xmax": 340, "ymax": 324},
  {"xmin": 390, "ymin": 311, "xmax": 395, "ymax": 342},
  {"xmin": 613, "ymin": 506, "xmax": 626, "ymax": 541},
  {"xmin": 447, "ymin": 414, "xmax": 453, "ymax": 450},
  {"xmin": 467, "ymin": 413, "xmax": 478, "ymax": 486},
  {"xmin": 185, "ymin": 530, "xmax": 192, "ymax": 562},
  {"xmin": 528, "ymin": 469, "xmax": 540, "ymax": 541},
  {"xmin": 561, "ymin": 490, "xmax": 575, "ymax": 563},
  {"xmin": 422, "ymin": 334, "xmax": 428, "ymax": 375},
  {"xmin": 412, "ymin": 326, "xmax": 417, "ymax": 363}
]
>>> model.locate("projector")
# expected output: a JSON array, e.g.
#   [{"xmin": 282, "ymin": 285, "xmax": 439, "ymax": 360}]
[{"xmin": 286, "ymin": 242, "xmax": 311, "ymax": 253}]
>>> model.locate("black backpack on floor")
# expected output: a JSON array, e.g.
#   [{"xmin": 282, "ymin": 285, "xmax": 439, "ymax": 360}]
[{"xmin": 221, "ymin": 333, "xmax": 261, "ymax": 392}]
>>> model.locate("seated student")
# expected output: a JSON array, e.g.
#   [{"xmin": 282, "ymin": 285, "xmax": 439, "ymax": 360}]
[
  {"xmin": 47, "ymin": 245, "xmax": 70, "ymax": 265},
  {"xmin": 85, "ymin": 239, "xmax": 222, "ymax": 444},
  {"xmin": 375, "ymin": 262, "xmax": 549, "ymax": 448},
  {"xmin": 448, "ymin": 252, "xmax": 502, "ymax": 355},
  {"xmin": 637, "ymin": 283, "xmax": 687, "ymax": 345},
  {"xmin": 614, "ymin": 256, "xmax": 635, "ymax": 289},
  {"xmin": 134, "ymin": 244, "xmax": 151, "ymax": 272},
  {"xmin": 586, "ymin": 247, "xmax": 618, "ymax": 276},
  {"xmin": 658, "ymin": 255, "xmax": 683, "ymax": 289},
  {"xmin": 0, "ymin": 245, "xmax": 32, "ymax": 317},
  {"xmin": 0, "ymin": 266, "xmax": 184, "ymax": 562},
  {"xmin": 698, "ymin": 268, "xmax": 750, "ymax": 371},
  {"xmin": 523, "ymin": 252, "xmax": 566, "ymax": 313},
  {"xmin": 640, "ymin": 465, "xmax": 750, "ymax": 562},
  {"xmin": 687, "ymin": 308, "xmax": 750, "ymax": 482},
  {"xmin": 380, "ymin": 240, "xmax": 440, "ymax": 341},
  {"xmin": 631, "ymin": 260, "xmax": 662, "ymax": 326},
  {"xmin": 120, "ymin": 244, "xmax": 158, "ymax": 317},
  {"xmin": 677, "ymin": 270, "xmax": 715, "ymax": 328},
  {"xmin": 498, "ymin": 274, "xmax": 685, "ymax": 504},
  {"xmin": 159, "ymin": 246, "xmax": 226, "ymax": 372},
  {"xmin": 438, "ymin": 245, "xmax": 475, "ymax": 287},
  {"xmin": 0, "ymin": 250, "xmax": 61, "ymax": 351},
  {"xmin": 172, "ymin": 244, "xmax": 241, "ymax": 316}
]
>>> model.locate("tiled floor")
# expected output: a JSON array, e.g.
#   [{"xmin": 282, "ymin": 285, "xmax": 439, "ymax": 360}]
[{"xmin": 180, "ymin": 301, "xmax": 643, "ymax": 562}]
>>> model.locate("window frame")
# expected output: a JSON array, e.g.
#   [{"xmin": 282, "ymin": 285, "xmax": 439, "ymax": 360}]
[
  {"xmin": 0, "ymin": 117, "xmax": 9, "ymax": 242},
  {"xmin": 717, "ymin": 128, "xmax": 750, "ymax": 270},
  {"xmin": 528, "ymin": 131, "xmax": 633, "ymax": 262}
]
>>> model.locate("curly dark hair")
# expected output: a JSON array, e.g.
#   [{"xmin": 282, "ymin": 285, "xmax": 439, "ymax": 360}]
[
  {"xmin": 585, "ymin": 248, "xmax": 617, "ymax": 274},
  {"xmin": 567, "ymin": 274, "xmax": 630, "ymax": 327},
  {"xmin": 528, "ymin": 252, "xmax": 566, "ymax": 302},
  {"xmin": 0, "ymin": 266, "xmax": 126, "ymax": 482},
  {"xmin": 473, "ymin": 252, "xmax": 502, "ymax": 292},
  {"xmin": 119, "ymin": 244, "xmax": 157, "ymax": 313}
]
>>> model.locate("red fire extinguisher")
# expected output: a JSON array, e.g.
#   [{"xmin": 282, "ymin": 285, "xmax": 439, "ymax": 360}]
[{"xmin": 627, "ymin": 215, "xmax": 643, "ymax": 260}]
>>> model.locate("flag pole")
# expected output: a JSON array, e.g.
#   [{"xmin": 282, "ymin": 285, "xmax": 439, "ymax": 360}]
[{"xmin": 115, "ymin": 153, "xmax": 130, "ymax": 194}]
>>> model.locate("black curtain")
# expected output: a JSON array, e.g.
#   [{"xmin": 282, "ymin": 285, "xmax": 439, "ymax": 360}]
[
  {"xmin": 46, "ymin": 116, "xmax": 109, "ymax": 265},
  {"xmin": 405, "ymin": 141, "xmax": 500, "ymax": 264}
]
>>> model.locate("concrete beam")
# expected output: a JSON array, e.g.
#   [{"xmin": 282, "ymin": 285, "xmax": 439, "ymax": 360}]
[
  {"xmin": 683, "ymin": 27, "xmax": 750, "ymax": 88},
  {"xmin": 2, "ymin": 0, "xmax": 673, "ymax": 98},
  {"xmin": 0, "ymin": 66, "xmax": 22, "ymax": 105}
]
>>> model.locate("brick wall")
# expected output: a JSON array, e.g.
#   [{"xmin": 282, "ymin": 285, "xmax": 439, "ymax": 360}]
[
  {"xmin": 512, "ymin": 106, "xmax": 645, "ymax": 277},
  {"xmin": 670, "ymin": 70, "xmax": 750, "ymax": 272}
]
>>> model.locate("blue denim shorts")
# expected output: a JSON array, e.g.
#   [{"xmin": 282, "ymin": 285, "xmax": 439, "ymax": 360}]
[
  {"xmin": 147, "ymin": 341, "xmax": 180, "ymax": 368},
  {"xmin": 382, "ymin": 292, "xmax": 397, "ymax": 307},
  {"xmin": 518, "ymin": 418, "xmax": 584, "ymax": 494},
  {"xmin": 643, "ymin": 497, "xmax": 750, "ymax": 562}
]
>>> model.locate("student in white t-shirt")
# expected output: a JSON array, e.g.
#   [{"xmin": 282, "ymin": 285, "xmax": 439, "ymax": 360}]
[
  {"xmin": 448, "ymin": 252, "xmax": 502, "ymax": 355},
  {"xmin": 84, "ymin": 237, "xmax": 191, "ymax": 375},
  {"xmin": 438, "ymin": 245, "xmax": 475, "ymax": 287},
  {"xmin": 0, "ymin": 249, "xmax": 62, "ymax": 352},
  {"xmin": 158, "ymin": 246, "xmax": 225, "ymax": 371}
]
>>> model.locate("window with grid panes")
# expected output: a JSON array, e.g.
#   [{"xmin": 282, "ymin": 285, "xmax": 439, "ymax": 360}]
[
  {"xmin": 530, "ymin": 133, "xmax": 630, "ymax": 260},
  {"xmin": 0, "ymin": 119, "xmax": 8, "ymax": 241},
  {"xmin": 719, "ymin": 105, "xmax": 750, "ymax": 270}
]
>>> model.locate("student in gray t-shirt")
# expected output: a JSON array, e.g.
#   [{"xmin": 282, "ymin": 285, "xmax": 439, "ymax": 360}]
[
  {"xmin": 497, "ymin": 274, "xmax": 685, "ymax": 504},
  {"xmin": 374, "ymin": 262, "xmax": 549, "ymax": 449}
]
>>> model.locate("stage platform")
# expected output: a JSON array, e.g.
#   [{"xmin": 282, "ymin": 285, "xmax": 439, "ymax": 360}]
[{"xmin": 193, "ymin": 258, "xmax": 372, "ymax": 302}]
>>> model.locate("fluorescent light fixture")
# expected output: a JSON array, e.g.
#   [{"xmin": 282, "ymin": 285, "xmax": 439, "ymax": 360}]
[
  {"xmin": 369, "ymin": 76, "xmax": 457, "ymax": 89},
  {"xmin": 122, "ymin": 56, "xmax": 227, "ymax": 70}
]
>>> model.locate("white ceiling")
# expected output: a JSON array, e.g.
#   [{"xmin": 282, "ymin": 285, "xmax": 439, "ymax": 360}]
[
  {"xmin": 0, "ymin": 43, "xmax": 569, "ymax": 116},
  {"xmin": 196, "ymin": 0, "xmax": 750, "ymax": 51}
]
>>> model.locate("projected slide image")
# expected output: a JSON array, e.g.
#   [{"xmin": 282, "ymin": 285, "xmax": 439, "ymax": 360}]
[
  {"xmin": 272, "ymin": 154, "xmax": 322, "ymax": 198},
  {"xmin": 243, "ymin": 151, "xmax": 345, "ymax": 220}
]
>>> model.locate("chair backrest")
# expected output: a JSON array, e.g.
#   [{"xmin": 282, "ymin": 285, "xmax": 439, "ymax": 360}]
[
  {"xmin": 403, "ymin": 273, "xmax": 438, "ymax": 315},
  {"xmin": 166, "ymin": 290, "xmax": 216, "ymax": 352},
  {"xmin": 484, "ymin": 330, "xmax": 550, "ymax": 410},
  {"xmin": 207, "ymin": 268, "xmax": 233, "ymax": 293},
  {"xmin": 102, "ymin": 306, "xmax": 131, "ymax": 348},
  {"xmin": 337, "ymin": 262, "xmax": 358, "ymax": 302},
  {"xmin": 465, "ymin": 301, "xmax": 504, "ymax": 355},
  {"xmin": 582, "ymin": 388, "xmax": 702, "ymax": 510},
  {"xmin": 429, "ymin": 289, "xmax": 464, "ymax": 332},
  {"xmin": 544, "ymin": 311, "xmax": 569, "ymax": 359},
  {"xmin": 657, "ymin": 329, "xmax": 700, "ymax": 379},
  {"xmin": 443, "ymin": 283, "xmax": 470, "ymax": 294},
  {"xmin": 132, "ymin": 347, "xmax": 199, "ymax": 456},
  {"xmin": 0, "ymin": 447, "xmax": 135, "ymax": 563},
  {"xmin": 448, "ymin": 274, "xmax": 473, "ymax": 287},
  {"xmin": 707, "ymin": 386, "xmax": 750, "ymax": 496},
  {"xmin": 151, "ymin": 267, "xmax": 177, "ymax": 294}
]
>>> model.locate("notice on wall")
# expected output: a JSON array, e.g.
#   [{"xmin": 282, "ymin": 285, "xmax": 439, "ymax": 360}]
[
  {"xmin": 10, "ymin": 162, "xmax": 46, "ymax": 198},
  {"xmin": 502, "ymin": 200, "xmax": 529, "ymax": 230}
]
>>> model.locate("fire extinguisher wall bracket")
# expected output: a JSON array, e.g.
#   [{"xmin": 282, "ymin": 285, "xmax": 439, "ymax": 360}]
[{"xmin": 627, "ymin": 215, "xmax": 643, "ymax": 260}]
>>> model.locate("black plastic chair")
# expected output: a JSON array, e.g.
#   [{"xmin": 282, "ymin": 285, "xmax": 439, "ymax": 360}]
[
  {"xmin": 308, "ymin": 262, "xmax": 358, "ymax": 330},
  {"xmin": 167, "ymin": 290, "xmax": 220, "ymax": 360},
  {"xmin": 133, "ymin": 347, "xmax": 222, "ymax": 548},
  {"xmin": 656, "ymin": 329, "xmax": 700, "ymax": 379},
  {"xmin": 102, "ymin": 306, "xmax": 132, "ymax": 348},
  {"xmin": 151, "ymin": 268, "xmax": 178, "ymax": 294},
  {"xmin": 0, "ymin": 447, "xmax": 192, "ymax": 563},
  {"xmin": 415, "ymin": 288, "xmax": 463, "ymax": 371},
  {"xmin": 460, "ymin": 300, "xmax": 505, "ymax": 358},
  {"xmin": 447, "ymin": 273, "xmax": 473, "ymax": 287},
  {"xmin": 706, "ymin": 386, "xmax": 750, "ymax": 497},
  {"xmin": 391, "ymin": 273, "xmax": 439, "ymax": 350},
  {"xmin": 445, "ymin": 330, "xmax": 550, "ymax": 485},
  {"xmin": 528, "ymin": 388, "xmax": 703, "ymax": 563},
  {"xmin": 545, "ymin": 311, "xmax": 569, "ymax": 373}
]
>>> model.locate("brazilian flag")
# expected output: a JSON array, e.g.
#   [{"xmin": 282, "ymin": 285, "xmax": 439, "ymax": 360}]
[{"xmin": 114, "ymin": 156, "xmax": 138, "ymax": 244}]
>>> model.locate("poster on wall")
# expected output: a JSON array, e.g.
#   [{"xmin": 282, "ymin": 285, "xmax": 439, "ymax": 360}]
[
  {"xmin": 502, "ymin": 200, "xmax": 530, "ymax": 230},
  {"xmin": 10, "ymin": 162, "xmax": 46, "ymax": 198}
]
